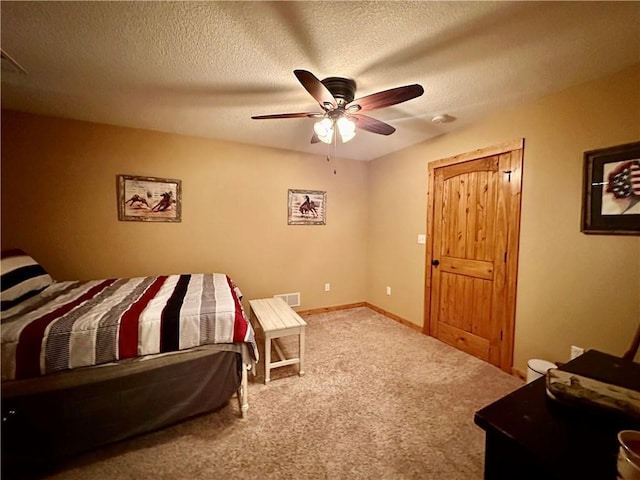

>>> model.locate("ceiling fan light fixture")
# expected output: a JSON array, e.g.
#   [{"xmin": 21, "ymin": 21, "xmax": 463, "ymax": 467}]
[
  {"xmin": 336, "ymin": 116, "xmax": 356, "ymax": 143},
  {"xmin": 314, "ymin": 117, "xmax": 334, "ymax": 144}
]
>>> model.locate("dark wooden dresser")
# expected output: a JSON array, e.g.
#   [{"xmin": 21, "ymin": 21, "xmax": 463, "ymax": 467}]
[{"xmin": 474, "ymin": 350, "xmax": 640, "ymax": 480}]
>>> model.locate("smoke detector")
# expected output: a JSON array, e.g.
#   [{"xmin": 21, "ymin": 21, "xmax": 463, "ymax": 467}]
[{"xmin": 431, "ymin": 114, "xmax": 454, "ymax": 124}]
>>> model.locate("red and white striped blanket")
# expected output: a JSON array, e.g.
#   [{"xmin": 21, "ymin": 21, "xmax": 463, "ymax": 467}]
[{"xmin": 1, "ymin": 273, "xmax": 257, "ymax": 381}]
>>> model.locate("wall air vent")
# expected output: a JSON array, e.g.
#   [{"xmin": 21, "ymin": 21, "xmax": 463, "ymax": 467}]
[
  {"xmin": 274, "ymin": 292, "xmax": 301, "ymax": 307},
  {"xmin": 1, "ymin": 49, "xmax": 27, "ymax": 75}
]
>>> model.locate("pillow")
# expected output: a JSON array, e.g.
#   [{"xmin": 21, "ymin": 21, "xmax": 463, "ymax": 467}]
[{"xmin": 1, "ymin": 249, "xmax": 53, "ymax": 311}]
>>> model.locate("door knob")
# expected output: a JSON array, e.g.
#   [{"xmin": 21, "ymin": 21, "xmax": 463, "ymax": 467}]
[{"xmin": 431, "ymin": 259, "xmax": 440, "ymax": 266}]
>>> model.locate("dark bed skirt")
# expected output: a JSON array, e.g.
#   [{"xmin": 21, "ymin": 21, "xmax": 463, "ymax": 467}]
[{"xmin": 1, "ymin": 348, "xmax": 242, "ymax": 475}]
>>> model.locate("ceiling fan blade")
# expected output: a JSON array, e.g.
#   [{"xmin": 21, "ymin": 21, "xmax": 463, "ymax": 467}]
[
  {"xmin": 348, "ymin": 84, "xmax": 424, "ymax": 112},
  {"xmin": 352, "ymin": 114, "xmax": 396, "ymax": 135},
  {"xmin": 251, "ymin": 112, "xmax": 323, "ymax": 120},
  {"xmin": 294, "ymin": 69, "xmax": 337, "ymax": 110},
  {"xmin": 310, "ymin": 132, "xmax": 320, "ymax": 144}
]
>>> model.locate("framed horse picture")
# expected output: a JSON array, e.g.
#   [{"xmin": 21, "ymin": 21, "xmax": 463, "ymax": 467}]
[
  {"xmin": 287, "ymin": 189, "xmax": 326, "ymax": 225},
  {"xmin": 117, "ymin": 175, "xmax": 182, "ymax": 222}
]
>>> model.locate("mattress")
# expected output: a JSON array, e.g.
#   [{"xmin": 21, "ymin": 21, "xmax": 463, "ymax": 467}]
[{"xmin": 1, "ymin": 273, "xmax": 258, "ymax": 381}]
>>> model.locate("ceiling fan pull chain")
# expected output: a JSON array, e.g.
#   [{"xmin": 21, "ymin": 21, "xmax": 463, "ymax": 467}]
[{"xmin": 333, "ymin": 129, "xmax": 338, "ymax": 175}]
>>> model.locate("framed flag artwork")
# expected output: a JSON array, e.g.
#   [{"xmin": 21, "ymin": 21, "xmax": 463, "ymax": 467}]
[{"xmin": 581, "ymin": 141, "xmax": 640, "ymax": 235}]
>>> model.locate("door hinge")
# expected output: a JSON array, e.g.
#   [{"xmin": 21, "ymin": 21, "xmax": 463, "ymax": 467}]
[{"xmin": 503, "ymin": 170, "xmax": 512, "ymax": 182}]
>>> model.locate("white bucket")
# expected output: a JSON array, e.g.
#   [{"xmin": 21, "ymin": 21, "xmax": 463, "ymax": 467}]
[{"xmin": 526, "ymin": 359, "xmax": 556, "ymax": 384}]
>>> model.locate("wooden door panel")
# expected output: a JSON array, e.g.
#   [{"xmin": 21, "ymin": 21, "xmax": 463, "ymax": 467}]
[
  {"xmin": 440, "ymin": 257, "xmax": 494, "ymax": 280},
  {"xmin": 438, "ymin": 322, "xmax": 490, "ymax": 361},
  {"xmin": 441, "ymin": 156, "xmax": 498, "ymax": 181},
  {"xmin": 465, "ymin": 171, "xmax": 478, "ymax": 258},
  {"xmin": 477, "ymin": 170, "xmax": 492, "ymax": 261},
  {"xmin": 439, "ymin": 273, "xmax": 459, "ymax": 328},
  {"xmin": 426, "ymin": 140, "xmax": 523, "ymax": 372},
  {"xmin": 440, "ymin": 165, "xmax": 499, "ymax": 262},
  {"xmin": 441, "ymin": 175, "xmax": 455, "ymax": 257},
  {"xmin": 438, "ymin": 272, "xmax": 492, "ymax": 338},
  {"xmin": 454, "ymin": 173, "xmax": 467, "ymax": 258},
  {"xmin": 471, "ymin": 279, "xmax": 493, "ymax": 339}
]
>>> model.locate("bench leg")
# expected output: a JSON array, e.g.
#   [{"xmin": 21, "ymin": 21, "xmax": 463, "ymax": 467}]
[
  {"xmin": 264, "ymin": 334, "xmax": 271, "ymax": 384},
  {"xmin": 299, "ymin": 327, "xmax": 305, "ymax": 376}
]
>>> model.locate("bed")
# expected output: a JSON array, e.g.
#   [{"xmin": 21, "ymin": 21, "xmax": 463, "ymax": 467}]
[{"xmin": 0, "ymin": 249, "xmax": 258, "ymax": 472}]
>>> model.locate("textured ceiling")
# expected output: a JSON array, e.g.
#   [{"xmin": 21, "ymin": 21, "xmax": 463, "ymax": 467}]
[{"xmin": 1, "ymin": 1, "xmax": 639, "ymax": 161}]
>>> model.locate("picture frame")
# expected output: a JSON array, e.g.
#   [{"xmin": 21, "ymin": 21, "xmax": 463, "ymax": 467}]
[
  {"xmin": 581, "ymin": 141, "xmax": 640, "ymax": 235},
  {"xmin": 288, "ymin": 189, "xmax": 326, "ymax": 225},
  {"xmin": 118, "ymin": 175, "xmax": 182, "ymax": 222}
]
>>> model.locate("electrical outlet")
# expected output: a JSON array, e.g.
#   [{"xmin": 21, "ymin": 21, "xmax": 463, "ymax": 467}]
[
  {"xmin": 324, "ymin": 283, "xmax": 330, "ymax": 292},
  {"xmin": 570, "ymin": 345, "xmax": 584, "ymax": 360},
  {"xmin": 386, "ymin": 286, "xmax": 391, "ymax": 296}
]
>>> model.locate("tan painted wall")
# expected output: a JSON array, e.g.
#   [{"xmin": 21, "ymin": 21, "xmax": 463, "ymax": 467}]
[
  {"xmin": 2, "ymin": 64, "xmax": 639, "ymax": 373},
  {"xmin": 368, "ymin": 64, "xmax": 640, "ymax": 371},
  {"xmin": 1, "ymin": 111, "xmax": 368, "ymax": 311}
]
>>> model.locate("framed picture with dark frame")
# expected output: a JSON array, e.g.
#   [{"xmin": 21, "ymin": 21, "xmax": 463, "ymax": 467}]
[
  {"xmin": 118, "ymin": 175, "xmax": 182, "ymax": 222},
  {"xmin": 287, "ymin": 189, "xmax": 326, "ymax": 225},
  {"xmin": 581, "ymin": 141, "xmax": 640, "ymax": 235}
]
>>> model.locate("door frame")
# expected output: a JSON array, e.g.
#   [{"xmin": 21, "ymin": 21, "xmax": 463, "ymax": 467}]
[{"xmin": 423, "ymin": 139, "xmax": 524, "ymax": 372}]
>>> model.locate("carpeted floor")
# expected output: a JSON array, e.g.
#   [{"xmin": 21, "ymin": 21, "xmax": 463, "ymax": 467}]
[{"xmin": 39, "ymin": 307, "xmax": 523, "ymax": 479}]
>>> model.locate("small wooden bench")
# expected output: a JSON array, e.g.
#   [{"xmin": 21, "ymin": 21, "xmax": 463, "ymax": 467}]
[{"xmin": 249, "ymin": 297, "xmax": 306, "ymax": 384}]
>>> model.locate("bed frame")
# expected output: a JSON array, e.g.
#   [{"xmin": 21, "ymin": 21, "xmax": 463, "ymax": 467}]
[{"xmin": 1, "ymin": 343, "xmax": 251, "ymax": 476}]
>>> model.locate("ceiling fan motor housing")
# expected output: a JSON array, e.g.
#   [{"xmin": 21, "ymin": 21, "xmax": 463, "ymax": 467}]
[{"xmin": 321, "ymin": 77, "xmax": 356, "ymax": 105}]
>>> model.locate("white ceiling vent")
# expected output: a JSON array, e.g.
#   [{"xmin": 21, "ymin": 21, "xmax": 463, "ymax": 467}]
[
  {"xmin": 274, "ymin": 292, "xmax": 301, "ymax": 308},
  {"xmin": 1, "ymin": 49, "xmax": 27, "ymax": 74}
]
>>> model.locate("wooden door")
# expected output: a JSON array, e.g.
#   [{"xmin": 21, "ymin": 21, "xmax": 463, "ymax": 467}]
[{"xmin": 424, "ymin": 140, "xmax": 523, "ymax": 372}]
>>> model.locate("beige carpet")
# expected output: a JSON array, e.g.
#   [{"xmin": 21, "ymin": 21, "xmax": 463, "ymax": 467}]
[{"xmin": 42, "ymin": 307, "xmax": 522, "ymax": 479}]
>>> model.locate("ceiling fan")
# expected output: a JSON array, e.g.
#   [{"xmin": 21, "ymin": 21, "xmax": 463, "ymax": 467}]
[{"xmin": 251, "ymin": 70, "xmax": 424, "ymax": 144}]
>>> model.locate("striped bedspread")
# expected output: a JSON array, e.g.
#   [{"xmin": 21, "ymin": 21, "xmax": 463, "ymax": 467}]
[{"xmin": 1, "ymin": 273, "xmax": 257, "ymax": 381}]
